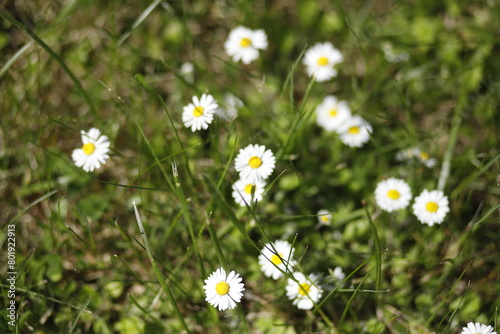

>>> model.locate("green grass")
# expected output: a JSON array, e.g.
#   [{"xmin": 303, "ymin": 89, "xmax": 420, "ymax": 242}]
[{"xmin": 1, "ymin": 0, "xmax": 499, "ymax": 333}]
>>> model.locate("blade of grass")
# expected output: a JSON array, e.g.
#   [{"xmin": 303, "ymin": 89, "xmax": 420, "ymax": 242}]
[
  {"xmin": 108, "ymin": 215, "xmax": 155, "ymax": 264},
  {"xmin": 0, "ymin": 0, "xmax": 79, "ymax": 79},
  {"xmin": 69, "ymin": 297, "xmax": 92, "ymax": 334},
  {"xmin": 172, "ymin": 163, "xmax": 205, "ymax": 278},
  {"xmin": 281, "ymin": 45, "xmax": 307, "ymax": 95},
  {"xmin": 0, "ymin": 39, "xmax": 34, "ymax": 78},
  {"xmin": 114, "ymin": 254, "xmax": 146, "ymax": 284},
  {"xmin": 236, "ymin": 304, "xmax": 250, "ymax": 334},
  {"xmin": 159, "ymin": 95, "xmax": 194, "ymax": 182},
  {"xmin": 276, "ymin": 75, "xmax": 316, "ymax": 161},
  {"xmin": 427, "ymin": 264, "xmax": 469, "ymax": 328},
  {"xmin": 139, "ymin": 141, "xmax": 201, "ymax": 180},
  {"xmin": 375, "ymin": 315, "xmax": 399, "ymax": 334},
  {"xmin": 201, "ymin": 133, "xmax": 240, "ymax": 271},
  {"xmin": 76, "ymin": 209, "xmax": 96, "ymax": 251},
  {"xmin": 365, "ymin": 204, "xmax": 382, "ymax": 291},
  {"xmin": 95, "ymin": 180, "xmax": 168, "ymax": 191},
  {"xmin": 6, "ymin": 189, "xmax": 58, "ymax": 226},
  {"xmin": 99, "ymin": 80, "xmax": 176, "ymax": 192},
  {"xmin": 436, "ymin": 281, "xmax": 470, "ymax": 333},
  {"xmin": 203, "ymin": 175, "xmax": 247, "ymax": 238},
  {"xmin": 108, "ymin": 213, "xmax": 188, "ymax": 297},
  {"xmin": 133, "ymin": 203, "xmax": 190, "ymax": 333},
  {"xmin": 128, "ymin": 293, "xmax": 166, "ymax": 329},
  {"xmin": 437, "ymin": 90, "xmax": 466, "ymax": 191},
  {"xmin": 451, "ymin": 154, "xmax": 500, "ymax": 199},
  {"xmin": 473, "ymin": 204, "xmax": 500, "ymax": 227},
  {"xmin": 339, "ymin": 274, "xmax": 369, "ymax": 324},
  {"xmin": 206, "ymin": 216, "xmax": 229, "ymax": 271},
  {"xmin": 0, "ymin": 285, "xmax": 92, "ymax": 313},
  {"xmin": 164, "ymin": 210, "xmax": 184, "ymax": 241},
  {"xmin": 0, "ymin": 10, "xmax": 97, "ymax": 116},
  {"xmin": 64, "ymin": 223, "xmax": 88, "ymax": 245},
  {"xmin": 117, "ymin": 0, "xmax": 163, "ymax": 46},
  {"xmin": 128, "ymin": 224, "xmax": 189, "ymax": 297},
  {"xmin": 315, "ymin": 255, "xmax": 378, "ymax": 310}
]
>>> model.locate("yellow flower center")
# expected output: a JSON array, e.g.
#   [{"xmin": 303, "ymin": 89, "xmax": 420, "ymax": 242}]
[
  {"xmin": 320, "ymin": 216, "xmax": 330, "ymax": 223},
  {"xmin": 420, "ymin": 152, "xmax": 429, "ymax": 160},
  {"xmin": 248, "ymin": 156, "xmax": 263, "ymax": 169},
  {"xmin": 425, "ymin": 202, "xmax": 439, "ymax": 213},
  {"xmin": 82, "ymin": 143, "xmax": 96, "ymax": 155},
  {"xmin": 298, "ymin": 283, "xmax": 311, "ymax": 296},
  {"xmin": 244, "ymin": 184, "xmax": 255, "ymax": 195},
  {"xmin": 240, "ymin": 38, "xmax": 251, "ymax": 48},
  {"xmin": 271, "ymin": 253, "xmax": 283, "ymax": 265},
  {"xmin": 193, "ymin": 106, "xmax": 204, "ymax": 117},
  {"xmin": 329, "ymin": 109, "xmax": 337, "ymax": 117},
  {"xmin": 348, "ymin": 126, "xmax": 360, "ymax": 134},
  {"xmin": 215, "ymin": 281, "xmax": 229, "ymax": 296},
  {"xmin": 317, "ymin": 56, "xmax": 328, "ymax": 66},
  {"xmin": 387, "ymin": 189, "xmax": 401, "ymax": 200}
]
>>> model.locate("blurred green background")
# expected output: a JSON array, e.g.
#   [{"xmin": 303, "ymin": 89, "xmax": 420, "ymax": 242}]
[{"xmin": 1, "ymin": 0, "xmax": 499, "ymax": 333}]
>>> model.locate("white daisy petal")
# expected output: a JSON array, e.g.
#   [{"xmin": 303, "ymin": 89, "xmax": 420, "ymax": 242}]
[
  {"xmin": 395, "ymin": 147, "xmax": 437, "ymax": 168},
  {"xmin": 231, "ymin": 178, "xmax": 266, "ymax": 207},
  {"xmin": 285, "ymin": 272, "xmax": 323, "ymax": 310},
  {"xmin": 461, "ymin": 322, "xmax": 496, "ymax": 334},
  {"xmin": 258, "ymin": 240, "xmax": 297, "ymax": 280},
  {"xmin": 71, "ymin": 128, "xmax": 110, "ymax": 172},
  {"xmin": 332, "ymin": 267, "xmax": 346, "ymax": 284},
  {"xmin": 234, "ymin": 144, "xmax": 276, "ymax": 182},
  {"xmin": 337, "ymin": 115, "xmax": 373, "ymax": 148},
  {"xmin": 412, "ymin": 189, "xmax": 450, "ymax": 226},
  {"xmin": 203, "ymin": 268, "xmax": 245, "ymax": 311},
  {"xmin": 182, "ymin": 93, "xmax": 218, "ymax": 132},
  {"xmin": 315, "ymin": 96, "xmax": 352, "ymax": 133},
  {"xmin": 224, "ymin": 26, "xmax": 268, "ymax": 64},
  {"xmin": 317, "ymin": 209, "xmax": 333, "ymax": 226},
  {"xmin": 382, "ymin": 42, "xmax": 409, "ymax": 63},
  {"xmin": 303, "ymin": 42, "xmax": 343, "ymax": 82},
  {"xmin": 374, "ymin": 178, "xmax": 412, "ymax": 212},
  {"xmin": 215, "ymin": 93, "xmax": 243, "ymax": 120}
]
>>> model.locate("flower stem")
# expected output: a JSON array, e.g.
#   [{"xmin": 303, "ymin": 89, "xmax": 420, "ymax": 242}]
[
  {"xmin": 437, "ymin": 87, "xmax": 467, "ymax": 191},
  {"xmin": 133, "ymin": 203, "xmax": 190, "ymax": 333}
]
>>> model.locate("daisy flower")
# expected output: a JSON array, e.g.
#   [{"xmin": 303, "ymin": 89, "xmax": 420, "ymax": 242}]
[
  {"xmin": 395, "ymin": 147, "xmax": 437, "ymax": 168},
  {"xmin": 258, "ymin": 240, "xmax": 297, "ymax": 280},
  {"xmin": 412, "ymin": 189, "xmax": 450, "ymax": 226},
  {"xmin": 182, "ymin": 93, "xmax": 218, "ymax": 132},
  {"xmin": 234, "ymin": 144, "xmax": 276, "ymax": 181},
  {"xmin": 395, "ymin": 147, "xmax": 414, "ymax": 162},
  {"xmin": 338, "ymin": 115, "xmax": 373, "ymax": 148},
  {"xmin": 303, "ymin": 42, "xmax": 343, "ymax": 82},
  {"xmin": 72, "ymin": 128, "xmax": 110, "ymax": 172},
  {"xmin": 286, "ymin": 272, "xmax": 323, "ymax": 310},
  {"xmin": 416, "ymin": 149, "xmax": 437, "ymax": 168},
  {"xmin": 216, "ymin": 92, "xmax": 243, "ymax": 120},
  {"xmin": 315, "ymin": 96, "xmax": 352, "ymax": 133},
  {"xmin": 331, "ymin": 267, "xmax": 346, "ymax": 284},
  {"xmin": 317, "ymin": 209, "xmax": 332, "ymax": 226},
  {"xmin": 231, "ymin": 178, "xmax": 266, "ymax": 207},
  {"xmin": 374, "ymin": 178, "xmax": 412, "ymax": 212},
  {"xmin": 382, "ymin": 42, "xmax": 409, "ymax": 63},
  {"xmin": 323, "ymin": 267, "xmax": 346, "ymax": 290},
  {"xmin": 179, "ymin": 62, "xmax": 194, "ymax": 84},
  {"xmin": 203, "ymin": 268, "xmax": 245, "ymax": 311},
  {"xmin": 461, "ymin": 322, "xmax": 497, "ymax": 334},
  {"xmin": 224, "ymin": 26, "xmax": 268, "ymax": 64}
]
